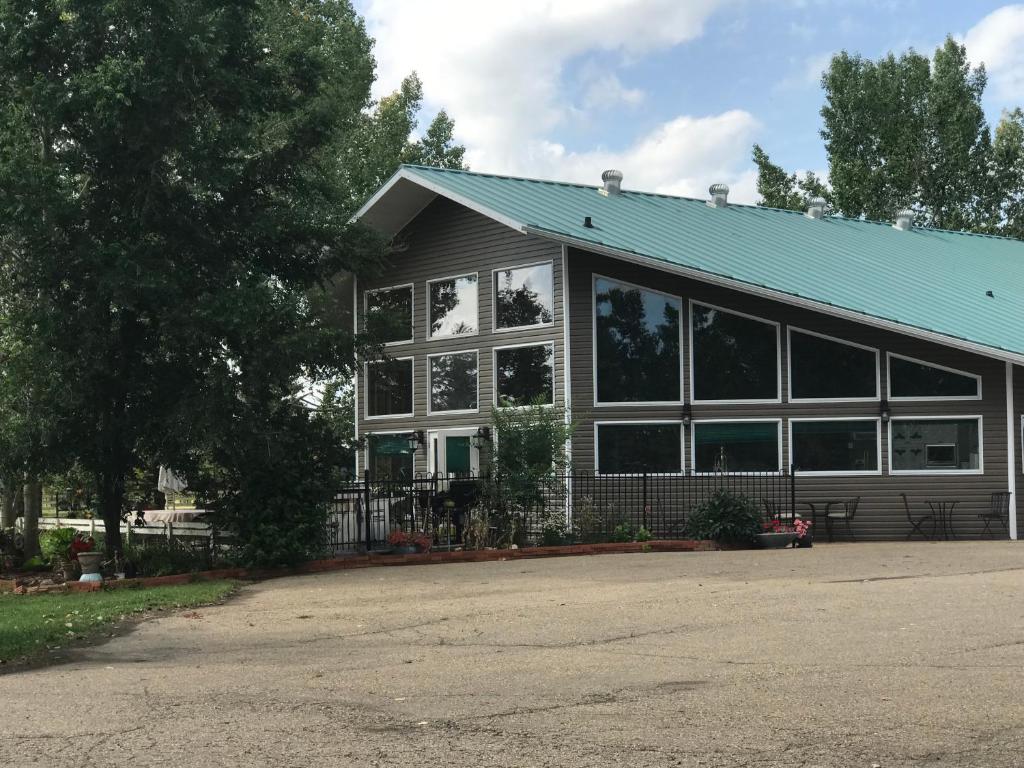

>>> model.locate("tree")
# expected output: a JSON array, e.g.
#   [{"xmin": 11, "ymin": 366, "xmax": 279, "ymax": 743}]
[
  {"xmin": 751, "ymin": 144, "xmax": 830, "ymax": 212},
  {"xmin": 0, "ymin": 0, "xmax": 384, "ymax": 555},
  {"xmin": 991, "ymin": 109, "xmax": 1024, "ymax": 239}
]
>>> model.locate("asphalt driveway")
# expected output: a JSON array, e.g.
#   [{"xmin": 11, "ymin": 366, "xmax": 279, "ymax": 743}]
[{"xmin": 2, "ymin": 542, "xmax": 1023, "ymax": 767}]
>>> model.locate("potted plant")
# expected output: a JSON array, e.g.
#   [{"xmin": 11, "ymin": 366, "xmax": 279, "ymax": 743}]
[
  {"xmin": 793, "ymin": 518, "xmax": 813, "ymax": 548},
  {"xmin": 757, "ymin": 516, "xmax": 797, "ymax": 549},
  {"xmin": 387, "ymin": 530, "xmax": 432, "ymax": 554},
  {"xmin": 40, "ymin": 528, "xmax": 95, "ymax": 581}
]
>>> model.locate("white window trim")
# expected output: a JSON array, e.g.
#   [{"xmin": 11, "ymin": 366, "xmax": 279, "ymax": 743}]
[
  {"xmin": 363, "ymin": 283, "xmax": 414, "ymax": 346},
  {"xmin": 886, "ymin": 351, "xmax": 982, "ymax": 402},
  {"xmin": 688, "ymin": 300, "xmax": 782, "ymax": 405},
  {"xmin": 426, "ymin": 272, "xmax": 480, "ymax": 340},
  {"xmin": 426, "ymin": 349, "xmax": 480, "ymax": 416},
  {"xmin": 491, "ymin": 260, "xmax": 556, "ymax": 333},
  {"xmin": 364, "ymin": 429, "xmax": 418, "ymax": 476},
  {"xmin": 591, "ymin": 272, "xmax": 684, "ymax": 407},
  {"xmin": 690, "ymin": 418, "xmax": 784, "ymax": 475},
  {"xmin": 363, "ymin": 356, "xmax": 415, "ymax": 420},
  {"xmin": 427, "ymin": 427, "xmax": 481, "ymax": 476},
  {"xmin": 888, "ymin": 414, "xmax": 984, "ymax": 476},
  {"xmin": 492, "ymin": 340, "xmax": 556, "ymax": 409},
  {"xmin": 593, "ymin": 420, "xmax": 685, "ymax": 477},
  {"xmin": 788, "ymin": 416, "xmax": 882, "ymax": 477},
  {"xmin": 786, "ymin": 326, "xmax": 880, "ymax": 403}
]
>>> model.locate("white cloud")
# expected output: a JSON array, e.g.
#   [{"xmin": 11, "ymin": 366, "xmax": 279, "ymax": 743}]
[
  {"xmin": 964, "ymin": 5, "xmax": 1024, "ymax": 103},
  {"xmin": 361, "ymin": 0, "xmax": 755, "ymax": 199}
]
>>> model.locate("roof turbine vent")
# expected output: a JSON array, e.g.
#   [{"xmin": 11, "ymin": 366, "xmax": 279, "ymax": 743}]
[
  {"xmin": 599, "ymin": 169, "xmax": 623, "ymax": 196},
  {"xmin": 893, "ymin": 208, "xmax": 914, "ymax": 231},
  {"xmin": 805, "ymin": 196, "xmax": 827, "ymax": 220},
  {"xmin": 707, "ymin": 183, "xmax": 729, "ymax": 208}
]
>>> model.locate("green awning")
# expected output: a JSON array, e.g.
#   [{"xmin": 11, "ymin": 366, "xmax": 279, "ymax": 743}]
[
  {"xmin": 694, "ymin": 422, "xmax": 778, "ymax": 444},
  {"xmin": 370, "ymin": 434, "xmax": 414, "ymax": 455}
]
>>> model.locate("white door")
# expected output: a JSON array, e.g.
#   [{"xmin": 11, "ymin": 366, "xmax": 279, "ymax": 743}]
[{"xmin": 428, "ymin": 428, "xmax": 481, "ymax": 477}]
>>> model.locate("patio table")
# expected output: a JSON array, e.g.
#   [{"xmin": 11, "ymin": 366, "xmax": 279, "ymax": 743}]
[
  {"xmin": 925, "ymin": 500, "xmax": 959, "ymax": 540},
  {"xmin": 802, "ymin": 499, "xmax": 843, "ymax": 530},
  {"xmin": 142, "ymin": 509, "xmax": 209, "ymax": 524}
]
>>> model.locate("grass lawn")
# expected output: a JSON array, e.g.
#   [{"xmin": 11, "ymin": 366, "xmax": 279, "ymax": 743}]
[{"xmin": 0, "ymin": 580, "xmax": 237, "ymax": 666}]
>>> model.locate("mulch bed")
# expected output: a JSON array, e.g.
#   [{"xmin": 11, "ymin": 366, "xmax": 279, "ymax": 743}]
[{"xmin": 0, "ymin": 539, "xmax": 717, "ymax": 595}]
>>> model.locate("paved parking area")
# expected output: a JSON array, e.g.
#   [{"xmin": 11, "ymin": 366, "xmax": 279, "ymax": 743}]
[{"xmin": 1, "ymin": 542, "xmax": 1023, "ymax": 767}]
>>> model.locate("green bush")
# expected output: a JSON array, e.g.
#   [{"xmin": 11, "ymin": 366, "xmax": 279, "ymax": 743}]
[
  {"xmin": 684, "ymin": 489, "xmax": 762, "ymax": 545},
  {"xmin": 123, "ymin": 539, "xmax": 213, "ymax": 577},
  {"xmin": 39, "ymin": 528, "xmax": 76, "ymax": 563}
]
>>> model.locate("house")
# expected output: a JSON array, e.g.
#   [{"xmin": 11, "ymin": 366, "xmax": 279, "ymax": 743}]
[{"xmin": 352, "ymin": 165, "xmax": 1024, "ymax": 540}]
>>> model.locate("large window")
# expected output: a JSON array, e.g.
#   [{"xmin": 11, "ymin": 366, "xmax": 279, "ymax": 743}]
[
  {"xmin": 365, "ymin": 285, "xmax": 413, "ymax": 345},
  {"xmin": 594, "ymin": 277, "xmax": 681, "ymax": 403},
  {"xmin": 691, "ymin": 303, "xmax": 779, "ymax": 402},
  {"xmin": 692, "ymin": 421, "xmax": 781, "ymax": 473},
  {"xmin": 789, "ymin": 329, "xmax": 877, "ymax": 401},
  {"xmin": 429, "ymin": 351, "xmax": 478, "ymax": 413},
  {"xmin": 428, "ymin": 274, "xmax": 478, "ymax": 337},
  {"xmin": 494, "ymin": 263, "xmax": 554, "ymax": 330},
  {"xmin": 791, "ymin": 419, "xmax": 880, "ymax": 474},
  {"xmin": 596, "ymin": 423, "xmax": 682, "ymax": 475},
  {"xmin": 494, "ymin": 342, "xmax": 554, "ymax": 406},
  {"xmin": 888, "ymin": 353, "xmax": 980, "ymax": 400},
  {"xmin": 365, "ymin": 358, "xmax": 413, "ymax": 418},
  {"xmin": 890, "ymin": 417, "xmax": 982, "ymax": 473},
  {"xmin": 367, "ymin": 433, "xmax": 415, "ymax": 480}
]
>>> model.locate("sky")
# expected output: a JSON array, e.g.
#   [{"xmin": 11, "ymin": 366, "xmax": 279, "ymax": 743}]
[{"xmin": 355, "ymin": 1, "xmax": 1024, "ymax": 204}]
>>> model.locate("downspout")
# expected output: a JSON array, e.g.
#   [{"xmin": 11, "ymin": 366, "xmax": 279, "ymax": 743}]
[
  {"xmin": 561, "ymin": 244, "xmax": 573, "ymax": 528},
  {"xmin": 353, "ymin": 274, "xmax": 360, "ymax": 476},
  {"xmin": 1006, "ymin": 362, "xmax": 1018, "ymax": 540}
]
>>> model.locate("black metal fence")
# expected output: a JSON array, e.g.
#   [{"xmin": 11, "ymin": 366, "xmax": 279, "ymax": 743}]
[{"xmin": 328, "ymin": 469, "xmax": 796, "ymax": 553}]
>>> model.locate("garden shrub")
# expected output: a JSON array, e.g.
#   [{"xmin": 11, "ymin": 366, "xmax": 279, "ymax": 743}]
[
  {"xmin": 123, "ymin": 539, "xmax": 213, "ymax": 577},
  {"xmin": 684, "ymin": 489, "xmax": 762, "ymax": 545},
  {"xmin": 39, "ymin": 527, "xmax": 77, "ymax": 563}
]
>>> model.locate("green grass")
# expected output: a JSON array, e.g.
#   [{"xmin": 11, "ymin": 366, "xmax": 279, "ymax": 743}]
[{"xmin": 0, "ymin": 580, "xmax": 237, "ymax": 665}]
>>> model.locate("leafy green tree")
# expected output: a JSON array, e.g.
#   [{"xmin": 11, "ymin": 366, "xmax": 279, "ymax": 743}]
[
  {"xmin": 752, "ymin": 144, "xmax": 830, "ymax": 212},
  {"xmin": 991, "ymin": 109, "xmax": 1024, "ymax": 239},
  {"xmin": 0, "ymin": 0, "xmax": 384, "ymax": 555}
]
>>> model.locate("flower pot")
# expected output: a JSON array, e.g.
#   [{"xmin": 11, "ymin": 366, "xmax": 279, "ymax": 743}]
[
  {"xmin": 393, "ymin": 545, "xmax": 418, "ymax": 555},
  {"xmin": 76, "ymin": 551, "xmax": 104, "ymax": 583},
  {"xmin": 59, "ymin": 559, "xmax": 79, "ymax": 582},
  {"xmin": 755, "ymin": 532, "xmax": 796, "ymax": 549},
  {"xmin": 795, "ymin": 533, "xmax": 813, "ymax": 548}
]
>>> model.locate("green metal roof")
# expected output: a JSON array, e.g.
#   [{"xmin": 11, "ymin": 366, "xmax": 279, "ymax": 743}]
[{"xmin": 364, "ymin": 165, "xmax": 1024, "ymax": 361}]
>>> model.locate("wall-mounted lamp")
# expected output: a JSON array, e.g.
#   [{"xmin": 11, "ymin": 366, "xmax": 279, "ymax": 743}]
[
  {"xmin": 682, "ymin": 403, "xmax": 692, "ymax": 427},
  {"xmin": 407, "ymin": 430, "xmax": 426, "ymax": 451},
  {"xmin": 880, "ymin": 400, "xmax": 890, "ymax": 423},
  {"xmin": 475, "ymin": 425, "xmax": 492, "ymax": 441}
]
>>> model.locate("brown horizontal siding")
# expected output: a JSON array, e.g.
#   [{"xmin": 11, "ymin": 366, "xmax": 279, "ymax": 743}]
[
  {"xmin": 356, "ymin": 198, "xmax": 565, "ymax": 471},
  {"xmin": 567, "ymin": 248, "xmax": 1014, "ymax": 540}
]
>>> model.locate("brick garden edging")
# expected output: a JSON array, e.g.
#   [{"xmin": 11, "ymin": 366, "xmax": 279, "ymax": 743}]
[{"xmin": 2, "ymin": 539, "xmax": 717, "ymax": 594}]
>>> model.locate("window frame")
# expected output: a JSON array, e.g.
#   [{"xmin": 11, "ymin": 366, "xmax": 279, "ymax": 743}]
[
  {"xmin": 690, "ymin": 418, "xmax": 784, "ymax": 475},
  {"xmin": 426, "ymin": 271, "xmax": 479, "ymax": 340},
  {"xmin": 426, "ymin": 349, "xmax": 480, "ymax": 416},
  {"xmin": 885, "ymin": 351, "xmax": 982, "ymax": 402},
  {"xmin": 593, "ymin": 420, "xmax": 685, "ymax": 477},
  {"xmin": 492, "ymin": 340, "xmax": 556, "ymax": 409},
  {"xmin": 688, "ymin": 300, "xmax": 782, "ymax": 405},
  {"xmin": 788, "ymin": 416, "xmax": 882, "ymax": 477},
  {"xmin": 786, "ymin": 326, "xmax": 880, "ymax": 404},
  {"xmin": 363, "ymin": 283, "xmax": 414, "ymax": 346},
  {"xmin": 591, "ymin": 273, "xmax": 684, "ymax": 407},
  {"xmin": 363, "ymin": 356, "xmax": 415, "ymax": 420},
  {"xmin": 364, "ymin": 429, "xmax": 417, "ymax": 478},
  {"xmin": 491, "ymin": 260, "xmax": 556, "ymax": 333},
  {"xmin": 887, "ymin": 414, "xmax": 984, "ymax": 476}
]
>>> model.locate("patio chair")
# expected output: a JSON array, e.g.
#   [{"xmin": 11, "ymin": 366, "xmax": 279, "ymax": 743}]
[
  {"xmin": 825, "ymin": 497, "xmax": 860, "ymax": 542},
  {"xmin": 900, "ymin": 493, "xmax": 935, "ymax": 541},
  {"xmin": 762, "ymin": 498, "xmax": 795, "ymax": 521},
  {"xmin": 978, "ymin": 491, "xmax": 1011, "ymax": 537}
]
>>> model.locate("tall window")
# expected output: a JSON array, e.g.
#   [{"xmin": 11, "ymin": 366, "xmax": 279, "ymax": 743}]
[
  {"xmin": 890, "ymin": 417, "xmax": 981, "ymax": 473},
  {"xmin": 367, "ymin": 434, "xmax": 414, "ymax": 480},
  {"xmin": 691, "ymin": 303, "xmax": 778, "ymax": 402},
  {"xmin": 789, "ymin": 329, "xmax": 877, "ymax": 400},
  {"xmin": 693, "ymin": 421, "xmax": 780, "ymax": 472},
  {"xmin": 495, "ymin": 343, "xmax": 554, "ymax": 406},
  {"xmin": 429, "ymin": 351, "xmax": 478, "ymax": 413},
  {"xmin": 428, "ymin": 274, "xmax": 478, "ymax": 337},
  {"xmin": 888, "ymin": 354, "xmax": 980, "ymax": 399},
  {"xmin": 594, "ymin": 277, "xmax": 681, "ymax": 403},
  {"xmin": 365, "ymin": 285, "xmax": 413, "ymax": 344},
  {"xmin": 365, "ymin": 358, "xmax": 413, "ymax": 417},
  {"xmin": 791, "ymin": 419, "xmax": 879, "ymax": 474},
  {"xmin": 596, "ymin": 423, "xmax": 682, "ymax": 475},
  {"xmin": 494, "ymin": 263, "xmax": 554, "ymax": 330}
]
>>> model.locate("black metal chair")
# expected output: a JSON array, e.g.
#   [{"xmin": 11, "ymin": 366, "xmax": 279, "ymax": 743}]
[
  {"xmin": 978, "ymin": 491, "xmax": 1011, "ymax": 537},
  {"xmin": 825, "ymin": 497, "xmax": 860, "ymax": 542},
  {"xmin": 900, "ymin": 493, "xmax": 935, "ymax": 540}
]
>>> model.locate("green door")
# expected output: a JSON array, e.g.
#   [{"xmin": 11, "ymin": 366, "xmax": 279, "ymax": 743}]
[{"xmin": 445, "ymin": 435, "xmax": 472, "ymax": 476}]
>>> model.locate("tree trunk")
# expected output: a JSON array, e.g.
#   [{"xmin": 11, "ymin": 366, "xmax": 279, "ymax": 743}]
[
  {"xmin": 0, "ymin": 478, "xmax": 15, "ymax": 530},
  {"xmin": 23, "ymin": 480, "xmax": 42, "ymax": 558},
  {"xmin": 99, "ymin": 471, "xmax": 125, "ymax": 555}
]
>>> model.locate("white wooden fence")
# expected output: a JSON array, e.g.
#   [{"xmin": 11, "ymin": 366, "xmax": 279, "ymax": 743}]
[{"xmin": 30, "ymin": 517, "xmax": 224, "ymax": 545}]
